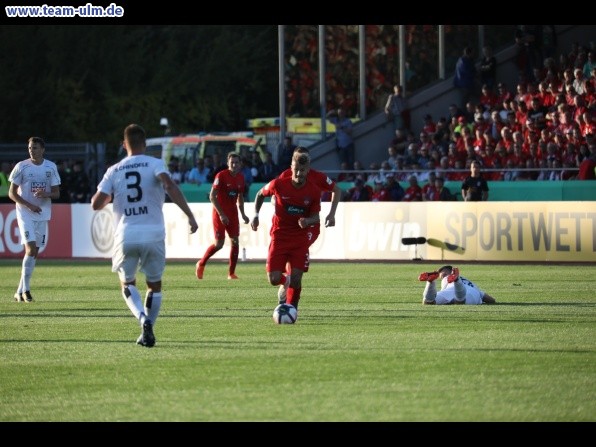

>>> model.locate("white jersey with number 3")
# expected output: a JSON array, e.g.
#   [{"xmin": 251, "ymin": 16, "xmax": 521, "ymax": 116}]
[{"xmin": 97, "ymin": 154, "xmax": 168, "ymax": 245}]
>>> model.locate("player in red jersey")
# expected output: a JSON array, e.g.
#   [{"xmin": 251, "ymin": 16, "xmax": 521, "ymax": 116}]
[
  {"xmin": 196, "ymin": 152, "xmax": 249, "ymax": 280},
  {"xmin": 250, "ymin": 150, "xmax": 322, "ymax": 315},
  {"xmin": 276, "ymin": 146, "xmax": 342, "ymax": 302}
]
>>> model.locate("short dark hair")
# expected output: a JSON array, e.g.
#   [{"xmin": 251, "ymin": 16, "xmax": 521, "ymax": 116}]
[
  {"xmin": 28, "ymin": 136, "xmax": 45, "ymax": 148},
  {"xmin": 438, "ymin": 265, "xmax": 452, "ymax": 274},
  {"xmin": 124, "ymin": 124, "xmax": 146, "ymax": 150}
]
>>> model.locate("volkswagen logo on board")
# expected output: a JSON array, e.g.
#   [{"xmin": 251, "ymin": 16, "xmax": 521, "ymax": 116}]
[{"xmin": 91, "ymin": 208, "xmax": 113, "ymax": 253}]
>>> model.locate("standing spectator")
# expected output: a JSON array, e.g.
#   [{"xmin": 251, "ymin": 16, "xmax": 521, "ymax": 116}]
[
  {"xmin": 0, "ymin": 161, "xmax": 11, "ymax": 203},
  {"xmin": 240, "ymin": 156, "xmax": 254, "ymax": 200},
  {"xmin": 461, "ymin": 160, "xmax": 489, "ymax": 201},
  {"xmin": 69, "ymin": 160, "xmax": 90, "ymax": 203},
  {"xmin": 9, "ymin": 137, "xmax": 61, "ymax": 303},
  {"xmin": 56, "ymin": 160, "xmax": 72, "ymax": 203},
  {"xmin": 479, "ymin": 46, "xmax": 497, "ymax": 91},
  {"xmin": 259, "ymin": 151, "xmax": 280, "ymax": 183},
  {"xmin": 91, "ymin": 124, "xmax": 198, "ymax": 347},
  {"xmin": 196, "ymin": 152, "xmax": 249, "ymax": 281},
  {"xmin": 250, "ymin": 151, "xmax": 322, "ymax": 316},
  {"xmin": 453, "ymin": 47, "xmax": 477, "ymax": 109},
  {"xmin": 277, "ymin": 135, "xmax": 296, "ymax": 171},
  {"xmin": 384, "ymin": 84, "xmax": 408, "ymax": 131},
  {"xmin": 327, "ymin": 107, "xmax": 355, "ymax": 167}
]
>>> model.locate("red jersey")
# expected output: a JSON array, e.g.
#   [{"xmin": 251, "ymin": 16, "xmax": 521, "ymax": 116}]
[
  {"xmin": 212, "ymin": 169, "xmax": 245, "ymax": 217},
  {"xmin": 279, "ymin": 168, "xmax": 336, "ymax": 193},
  {"xmin": 261, "ymin": 176, "xmax": 322, "ymax": 242}
]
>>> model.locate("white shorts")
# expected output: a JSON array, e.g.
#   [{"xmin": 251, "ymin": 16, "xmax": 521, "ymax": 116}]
[
  {"xmin": 17, "ymin": 218, "xmax": 48, "ymax": 247},
  {"xmin": 112, "ymin": 240, "xmax": 166, "ymax": 283}
]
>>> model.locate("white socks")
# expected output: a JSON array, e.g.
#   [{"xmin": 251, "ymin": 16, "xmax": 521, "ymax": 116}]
[
  {"xmin": 122, "ymin": 285, "xmax": 146, "ymax": 324},
  {"xmin": 144, "ymin": 291, "xmax": 162, "ymax": 326},
  {"xmin": 19, "ymin": 255, "xmax": 36, "ymax": 293},
  {"xmin": 423, "ymin": 281, "xmax": 437, "ymax": 303}
]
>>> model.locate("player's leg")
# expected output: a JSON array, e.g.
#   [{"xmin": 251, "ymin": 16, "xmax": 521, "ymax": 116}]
[
  {"xmin": 284, "ymin": 246, "xmax": 310, "ymax": 310},
  {"xmin": 196, "ymin": 218, "xmax": 225, "ymax": 279},
  {"xmin": 422, "ymin": 281, "xmax": 438, "ymax": 304},
  {"xmin": 267, "ymin": 240, "xmax": 291, "ymax": 300},
  {"xmin": 113, "ymin": 242, "xmax": 149, "ymax": 339},
  {"xmin": 138, "ymin": 242, "xmax": 165, "ymax": 348},
  {"xmin": 15, "ymin": 219, "xmax": 41, "ymax": 302},
  {"xmin": 141, "ymin": 241, "xmax": 165, "ymax": 326},
  {"xmin": 227, "ymin": 219, "xmax": 240, "ymax": 279},
  {"xmin": 447, "ymin": 268, "xmax": 466, "ymax": 304}
]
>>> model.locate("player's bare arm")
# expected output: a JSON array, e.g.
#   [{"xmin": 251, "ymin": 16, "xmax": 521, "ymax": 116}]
[
  {"xmin": 91, "ymin": 190, "xmax": 112, "ymax": 211},
  {"xmin": 299, "ymin": 212, "xmax": 320, "ymax": 229},
  {"xmin": 251, "ymin": 189, "xmax": 265, "ymax": 231},
  {"xmin": 209, "ymin": 186, "xmax": 228, "ymax": 225},
  {"xmin": 237, "ymin": 193, "xmax": 249, "ymax": 224},
  {"xmin": 325, "ymin": 183, "xmax": 342, "ymax": 227},
  {"xmin": 33, "ymin": 184, "xmax": 60, "ymax": 200},
  {"xmin": 8, "ymin": 182, "xmax": 42, "ymax": 213},
  {"xmin": 160, "ymin": 173, "xmax": 198, "ymax": 234}
]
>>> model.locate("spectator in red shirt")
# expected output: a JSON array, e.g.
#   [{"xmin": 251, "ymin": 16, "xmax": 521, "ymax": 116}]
[
  {"xmin": 403, "ymin": 175, "xmax": 422, "ymax": 201},
  {"xmin": 577, "ymin": 144, "xmax": 596, "ymax": 179}
]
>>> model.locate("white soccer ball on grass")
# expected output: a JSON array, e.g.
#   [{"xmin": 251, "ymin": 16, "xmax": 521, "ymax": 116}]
[{"xmin": 272, "ymin": 303, "xmax": 298, "ymax": 324}]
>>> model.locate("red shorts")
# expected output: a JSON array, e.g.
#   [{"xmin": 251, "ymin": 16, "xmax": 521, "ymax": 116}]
[
  {"xmin": 266, "ymin": 232, "xmax": 312, "ymax": 273},
  {"xmin": 212, "ymin": 212, "xmax": 239, "ymax": 240}
]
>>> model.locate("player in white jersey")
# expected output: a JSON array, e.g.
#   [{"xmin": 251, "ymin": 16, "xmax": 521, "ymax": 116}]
[
  {"xmin": 8, "ymin": 137, "xmax": 61, "ymax": 303},
  {"xmin": 92, "ymin": 124, "xmax": 198, "ymax": 347},
  {"xmin": 418, "ymin": 265, "xmax": 496, "ymax": 305}
]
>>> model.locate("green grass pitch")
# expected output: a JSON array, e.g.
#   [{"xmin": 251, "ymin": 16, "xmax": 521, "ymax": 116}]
[{"xmin": 0, "ymin": 259, "xmax": 594, "ymax": 422}]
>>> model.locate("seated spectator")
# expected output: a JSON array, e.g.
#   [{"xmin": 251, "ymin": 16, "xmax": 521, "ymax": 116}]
[
  {"xmin": 167, "ymin": 157, "xmax": 183, "ymax": 185},
  {"xmin": 384, "ymin": 175, "xmax": 405, "ymax": 201},
  {"xmin": 433, "ymin": 176, "xmax": 457, "ymax": 201},
  {"xmin": 421, "ymin": 172, "xmax": 438, "ymax": 201},
  {"xmin": 371, "ymin": 179, "xmax": 389, "ymax": 201},
  {"xmin": 387, "ymin": 146, "xmax": 399, "ymax": 169},
  {"xmin": 403, "ymin": 175, "xmax": 422, "ymax": 201},
  {"xmin": 577, "ymin": 144, "xmax": 596, "ymax": 179},
  {"xmin": 422, "ymin": 114, "xmax": 436, "ymax": 134},
  {"xmin": 336, "ymin": 161, "xmax": 353, "ymax": 182},
  {"xmin": 345, "ymin": 178, "xmax": 372, "ymax": 201},
  {"xmin": 187, "ymin": 158, "xmax": 211, "ymax": 185},
  {"xmin": 503, "ymin": 159, "xmax": 521, "ymax": 181}
]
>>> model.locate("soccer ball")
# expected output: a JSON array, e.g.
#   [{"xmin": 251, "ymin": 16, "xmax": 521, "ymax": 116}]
[{"xmin": 272, "ymin": 303, "xmax": 298, "ymax": 324}]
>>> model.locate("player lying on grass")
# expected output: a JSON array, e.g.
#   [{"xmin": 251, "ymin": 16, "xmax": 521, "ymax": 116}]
[{"xmin": 418, "ymin": 265, "xmax": 496, "ymax": 305}]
